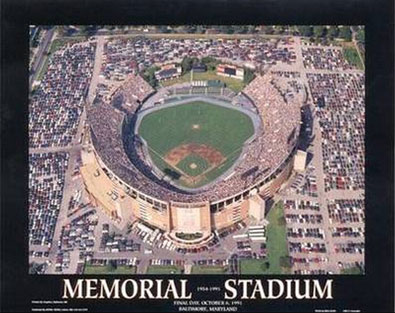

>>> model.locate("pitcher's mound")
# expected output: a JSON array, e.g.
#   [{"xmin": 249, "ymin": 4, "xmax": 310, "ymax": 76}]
[{"xmin": 189, "ymin": 163, "xmax": 197, "ymax": 169}]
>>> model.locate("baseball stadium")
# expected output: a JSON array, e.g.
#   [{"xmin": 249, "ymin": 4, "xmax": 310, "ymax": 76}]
[{"xmin": 82, "ymin": 64, "xmax": 305, "ymax": 247}]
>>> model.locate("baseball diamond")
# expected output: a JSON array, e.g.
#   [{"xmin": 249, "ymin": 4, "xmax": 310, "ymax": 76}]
[{"xmin": 137, "ymin": 101, "xmax": 255, "ymax": 188}]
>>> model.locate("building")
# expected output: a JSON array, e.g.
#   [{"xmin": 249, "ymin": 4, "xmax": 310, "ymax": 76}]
[
  {"xmin": 155, "ymin": 63, "xmax": 182, "ymax": 81},
  {"xmin": 217, "ymin": 63, "xmax": 244, "ymax": 80},
  {"xmin": 248, "ymin": 195, "xmax": 266, "ymax": 222},
  {"xmin": 191, "ymin": 63, "xmax": 207, "ymax": 73},
  {"xmin": 294, "ymin": 150, "xmax": 307, "ymax": 172}
]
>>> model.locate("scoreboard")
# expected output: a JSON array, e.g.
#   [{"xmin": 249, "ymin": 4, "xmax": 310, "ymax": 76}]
[{"xmin": 217, "ymin": 63, "xmax": 244, "ymax": 80}]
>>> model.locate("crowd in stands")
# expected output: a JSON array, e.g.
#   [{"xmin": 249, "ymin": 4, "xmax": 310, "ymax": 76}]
[
  {"xmin": 101, "ymin": 37, "xmax": 296, "ymax": 80},
  {"xmin": 115, "ymin": 74, "xmax": 155, "ymax": 109},
  {"xmin": 29, "ymin": 152, "xmax": 69, "ymax": 246},
  {"xmin": 241, "ymin": 74, "xmax": 301, "ymax": 181},
  {"xmin": 29, "ymin": 43, "xmax": 96, "ymax": 148},
  {"xmin": 307, "ymin": 72, "xmax": 365, "ymax": 191},
  {"xmin": 302, "ymin": 47, "xmax": 354, "ymax": 71}
]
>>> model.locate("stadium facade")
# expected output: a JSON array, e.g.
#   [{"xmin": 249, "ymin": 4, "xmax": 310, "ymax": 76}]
[{"xmin": 81, "ymin": 71, "xmax": 304, "ymax": 247}]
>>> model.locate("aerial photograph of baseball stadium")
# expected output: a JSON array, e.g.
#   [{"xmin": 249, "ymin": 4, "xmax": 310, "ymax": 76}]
[{"xmin": 29, "ymin": 25, "xmax": 365, "ymax": 275}]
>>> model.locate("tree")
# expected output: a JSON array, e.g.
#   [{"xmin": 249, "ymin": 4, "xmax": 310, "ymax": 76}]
[
  {"xmin": 218, "ymin": 25, "xmax": 234, "ymax": 34},
  {"xmin": 56, "ymin": 26, "xmax": 67, "ymax": 37},
  {"xmin": 226, "ymin": 26, "xmax": 235, "ymax": 34},
  {"xmin": 79, "ymin": 25, "xmax": 99, "ymax": 38},
  {"xmin": 313, "ymin": 26, "xmax": 325, "ymax": 38},
  {"xmin": 243, "ymin": 68, "xmax": 255, "ymax": 84},
  {"xmin": 356, "ymin": 29, "xmax": 365, "ymax": 43},
  {"xmin": 201, "ymin": 56, "xmax": 219, "ymax": 71},
  {"xmin": 247, "ymin": 25, "xmax": 257, "ymax": 34},
  {"xmin": 29, "ymin": 262, "xmax": 46, "ymax": 274},
  {"xmin": 141, "ymin": 66, "xmax": 159, "ymax": 88},
  {"xmin": 185, "ymin": 25, "xmax": 197, "ymax": 34},
  {"xmin": 279, "ymin": 256, "xmax": 292, "ymax": 268},
  {"xmin": 196, "ymin": 25, "xmax": 205, "ymax": 34},
  {"xmin": 277, "ymin": 215, "xmax": 286, "ymax": 226},
  {"xmin": 108, "ymin": 260, "xmax": 118, "ymax": 271},
  {"xmin": 298, "ymin": 26, "xmax": 313, "ymax": 37},
  {"xmin": 263, "ymin": 26, "xmax": 275, "ymax": 35},
  {"xmin": 339, "ymin": 26, "xmax": 352, "ymax": 41},
  {"xmin": 181, "ymin": 57, "xmax": 194, "ymax": 73},
  {"xmin": 158, "ymin": 26, "xmax": 171, "ymax": 33},
  {"xmin": 327, "ymin": 26, "xmax": 339, "ymax": 39},
  {"xmin": 274, "ymin": 25, "xmax": 287, "ymax": 35}
]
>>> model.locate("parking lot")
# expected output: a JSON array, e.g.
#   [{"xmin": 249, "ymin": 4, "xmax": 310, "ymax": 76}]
[{"xmin": 29, "ymin": 31, "xmax": 365, "ymax": 275}]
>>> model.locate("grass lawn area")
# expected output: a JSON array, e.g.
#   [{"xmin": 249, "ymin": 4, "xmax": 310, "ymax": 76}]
[
  {"xmin": 343, "ymin": 46, "xmax": 364, "ymax": 70},
  {"xmin": 84, "ymin": 264, "xmax": 136, "ymax": 275},
  {"xmin": 240, "ymin": 201, "xmax": 291, "ymax": 274},
  {"xmin": 239, "ymin": 259, "xmax": 270, "ymax": 274},
  {"xmin": 49, "ymin": 38, "xmax": 84, "ymax": 54},
  {"xmin": 191, "ymin": 265, "xmax": 228, "ymax": 274},
  {"xmin": 161, "ymin": 70, "xmax": 246, "ymax": 93},
  {"xmin": 341, "ymin": 266, "xmax": 363, "ymax": 275},
  {"xmin": 146, "ymin": 265, "xmax": 183, "ymax": 274}
]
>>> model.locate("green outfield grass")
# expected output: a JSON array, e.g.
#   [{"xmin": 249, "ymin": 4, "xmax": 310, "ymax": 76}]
[
  {"xmin": 138, "ymin": 100, "xmax": 255, "ymax": 188},
  {"xmin": 191, "ymin": 265, "xmax": 228, "ymax": 274},
  {"xmin": 83, "ymin": 264, "xmax": 136, "ymax": 275},
  {"xmin": 240, "ymin": 201, "xmax": 291, "ymax": 274},
  {"xmin": 146, "ymin": 265, "xmax": 183, "ymax": 274}
]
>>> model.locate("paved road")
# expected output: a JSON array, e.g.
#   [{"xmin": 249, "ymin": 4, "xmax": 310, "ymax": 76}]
[
  {"xmin": 87, "ymin": 36, "xmax": 105, "ymax": 104},
  {"xmin": 351, "ymin": 29, "xmax": 365, "ymax": 71},
  {"xmin": 29, "ymin": 28, "xmax": 55, "ymax": 88}
]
